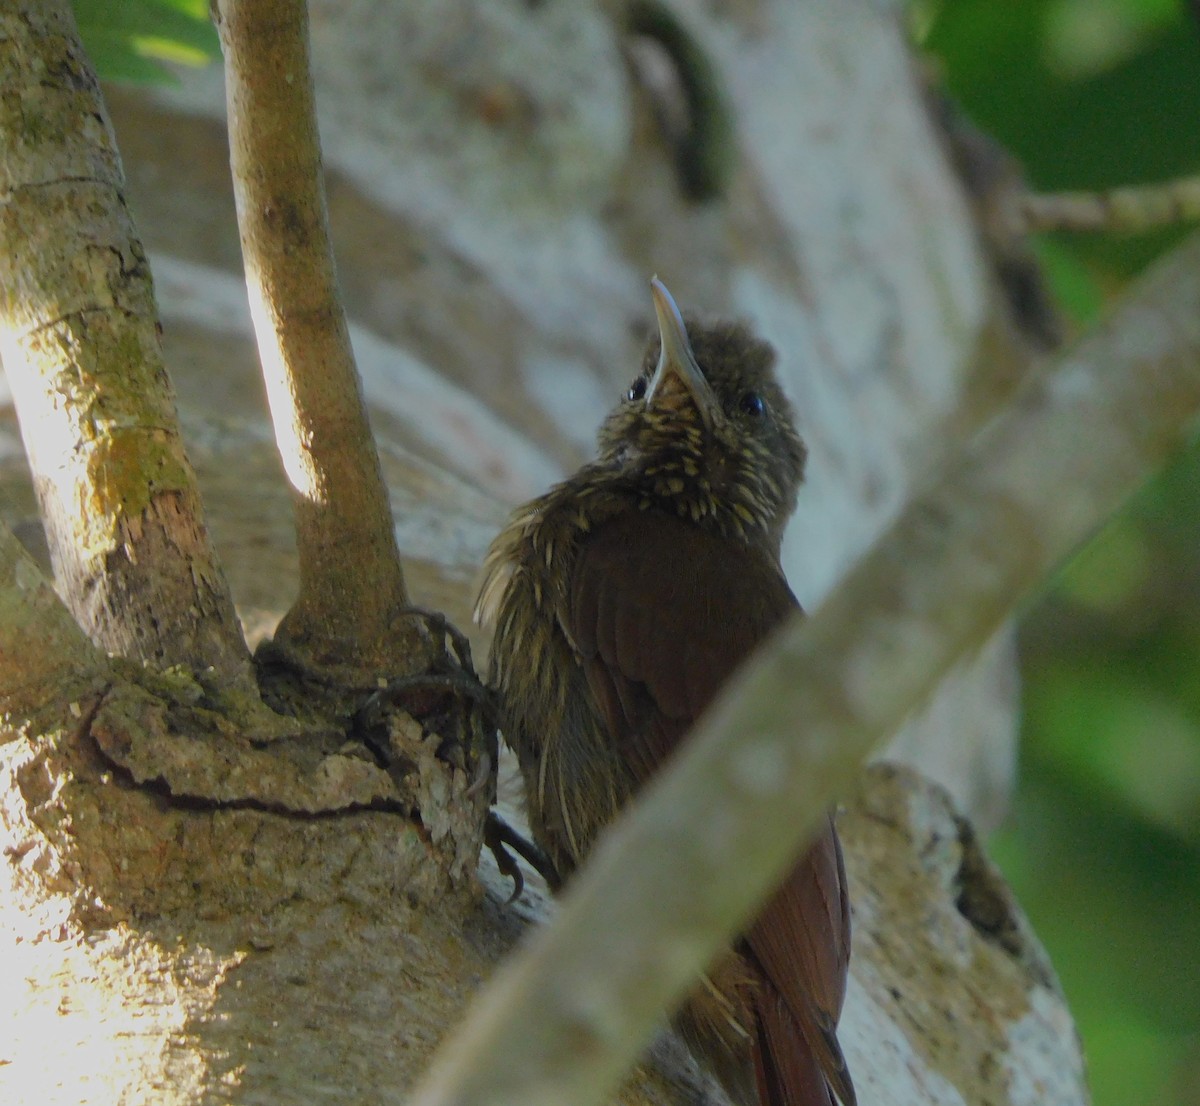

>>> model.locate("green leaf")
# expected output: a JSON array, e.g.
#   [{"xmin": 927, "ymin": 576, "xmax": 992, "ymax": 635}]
[
  {"xmin": 72, "ymin": 0, "xmax": 220, "ymax": 86},
  {"xmin": 1030, "ymin": 234, "xmax": 1107, "ymax": 327},
  {"xmin": 1025, "ymin": 665, "xmax": 1200, "ymax": 840}
]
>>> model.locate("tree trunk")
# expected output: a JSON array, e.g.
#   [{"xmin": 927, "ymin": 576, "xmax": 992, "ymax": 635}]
[
  {"xmin": 0, "ymin": 1, "xmax": 1101, "ymax": 1103},
  {"xmin": 0, "ymin": 2, "xmax": 252, "ymax": 690}
]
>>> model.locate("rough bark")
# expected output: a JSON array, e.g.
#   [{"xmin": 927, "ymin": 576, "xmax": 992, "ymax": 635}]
[
  {"xmin": 0, "ymin": 14, "xmax": 492, "ymax": 1106},
  {"xmin": 0, "ymin": 1, "xmax": 252, "ymax": 689},
  {"xmin": 0, "ymin": 521, "xmax": 107, "ymax": 725},
  {"xmin": 213, "ymin": 0, "xmax": 417, "ymax": 675}
]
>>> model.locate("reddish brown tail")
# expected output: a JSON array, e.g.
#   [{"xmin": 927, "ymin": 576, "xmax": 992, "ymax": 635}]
[
  {"xmin": 752, "ymin": 985, "xmax": 841, "ymax": 1106},
  {"xmin": 744, "ymin": 822, "xmax": 855, "ymax": 1106}
]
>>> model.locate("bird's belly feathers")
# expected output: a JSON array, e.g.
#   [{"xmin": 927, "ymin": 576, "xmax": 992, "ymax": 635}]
[{"xmin": 490, "ymin": 569, "xmax": 633, "ymax": 880}]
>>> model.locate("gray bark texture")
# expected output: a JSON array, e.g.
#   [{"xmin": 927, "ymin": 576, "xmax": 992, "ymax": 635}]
[{"xmin": 0, "ymin": 0, "xmax": 1111, "ymax": 1103}]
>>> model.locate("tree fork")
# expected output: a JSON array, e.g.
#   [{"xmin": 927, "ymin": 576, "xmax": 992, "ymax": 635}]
[
  {"xmin": 0, "ymin": 1, "xmax": 253, "ymax": 690},
  {"xmin": 214, "ymin": 0, "xmax": 420, "ymax": 677}
]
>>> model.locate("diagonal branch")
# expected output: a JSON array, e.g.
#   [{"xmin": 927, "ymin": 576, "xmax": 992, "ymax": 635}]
[
  {"xmin": 213, "ymin": 0, "xmax": 417, "ymax": 674},
  {"xmin": 409, "ymin": 233, "xmax": 1200, "ymax": 1106},
  {"xmin": 0, "ymin": 0, "xmax": 252, "ymax": 689}
]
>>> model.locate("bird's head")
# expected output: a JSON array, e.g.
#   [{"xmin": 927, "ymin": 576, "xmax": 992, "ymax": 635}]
[{"xmin": 597, "ymin": 278, "xmax": 806, "ymax": 548}]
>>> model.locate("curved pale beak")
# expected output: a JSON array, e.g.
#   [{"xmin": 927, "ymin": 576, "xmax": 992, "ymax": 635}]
[{"xmin": 648, "ymin": 276, "xmax": 716, "ymax": 429}]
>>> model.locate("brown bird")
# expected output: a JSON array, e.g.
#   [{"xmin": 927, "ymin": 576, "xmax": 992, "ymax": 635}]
[{"xmin": 476, "ymin": 278, "xmax": 854, "ymax": 1106}]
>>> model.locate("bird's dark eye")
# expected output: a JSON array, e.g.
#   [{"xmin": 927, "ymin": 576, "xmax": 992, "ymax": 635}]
[
  {"xmin": 738, "ymin": 391, "xmax": 764, "ymax": 417},
  {"xmin": 627, "ymin": 376, "xmax": 648, "ymax": 402}
]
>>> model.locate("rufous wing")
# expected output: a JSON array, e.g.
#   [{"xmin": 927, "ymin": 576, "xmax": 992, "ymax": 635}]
[
  {"xmin": 568, "ymin": 510, "xmax": 797, "ymax": 772},
  {"xmin": 568, "ymin": 509, "xmax": 854, "ymax": 1106}
]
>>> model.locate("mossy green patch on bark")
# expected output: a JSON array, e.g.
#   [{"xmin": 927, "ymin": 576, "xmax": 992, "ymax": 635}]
[{"xmin": 85, "ymin": 431, "xmax": 196, "ymax": 527}]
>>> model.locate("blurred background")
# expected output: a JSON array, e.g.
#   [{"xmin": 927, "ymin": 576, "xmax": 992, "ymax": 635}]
[
  {"xmin": 69, "ymin": 1, "xmax": 1200, "ymax": 1103},
  {"xmin": 920, "ymin": 2, "xmax": 1200, "ymax": 1103}
]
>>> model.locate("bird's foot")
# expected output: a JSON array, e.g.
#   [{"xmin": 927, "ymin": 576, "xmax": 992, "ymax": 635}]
[
  {"xmin": 485, "ymin": 811, "xmax": 562, "ymax": 902},
  {"xmin": 352, "ymin": 609, "xmax": 499, "ymax": 800}
]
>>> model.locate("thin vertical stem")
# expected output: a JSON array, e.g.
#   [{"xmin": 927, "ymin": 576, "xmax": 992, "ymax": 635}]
[{"xmin": 215, "ymin": 0, "xmax": 415, "ymax": 671}]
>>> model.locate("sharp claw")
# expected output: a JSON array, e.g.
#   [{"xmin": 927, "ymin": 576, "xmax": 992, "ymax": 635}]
[
  {"xmin": 484, "ymin": 812, "xmax": 562, "ymax": 899},
  {"xmin": 399, "ymin": 605, "xmax": 476, "ymax": 671},
  {"xmin": 484, "ymin": 812, "xmax": 526, "ymax": 904},
  {"xmin": 466, "ymin": 750, "xmax": 493, "ymax": 799},
  {"xmin": 503, "ymin": 861, "xmax": 525, "ymax": 905}
]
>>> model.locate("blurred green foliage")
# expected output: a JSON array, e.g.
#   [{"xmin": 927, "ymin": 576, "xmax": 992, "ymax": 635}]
[
  {"xmin": 73, "ymin": 0, "xmax": 219, "ymax": 85},
  {"xmin": 920, "ymin": 2, "xmax": 1200, "ymax": 1103}
]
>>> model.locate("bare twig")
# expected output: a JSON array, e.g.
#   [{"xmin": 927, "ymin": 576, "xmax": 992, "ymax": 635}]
[
  {"xmin": 213, "ymin": 0, "xmax": 415, "ymax": 672},
  {"xmin": 0, "ymin": 0, "xmax": 252, "ymax": 688},
  {"xmin": 625, "ymin": 0, "xmax": 736, "ymax": 201},
  {"xmin": 410, "ymin": 233, "xmax": 1200, "ymax": 1106},
  {"xmin": 1014, "ymin": 175, "xmax": 1200, "ymax": 235}
]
